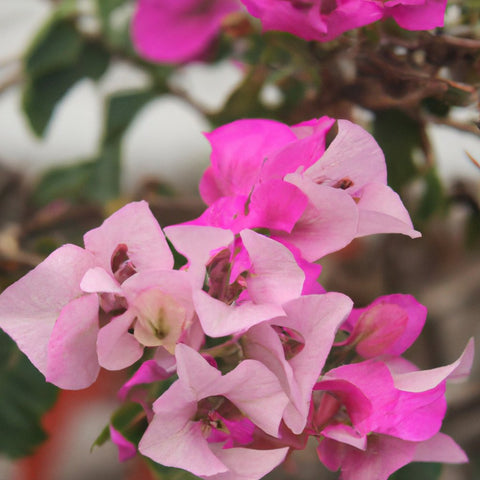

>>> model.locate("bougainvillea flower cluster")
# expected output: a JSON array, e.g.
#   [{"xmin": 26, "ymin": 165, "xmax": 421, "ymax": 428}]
[
  {"xmin": 0, "ymin": 115, "xmax": 473, "ymax": 480},
  {"xmin": 241, "ymin": 0, "xmax": 449, "ymax": 42},
  {"xmin": 131, "ymin": 0, "xmax": 449, "ymax": 62}
]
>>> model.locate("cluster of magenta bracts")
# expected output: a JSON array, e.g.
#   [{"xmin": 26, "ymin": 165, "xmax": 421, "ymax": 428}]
[
  {"xmin": 132, "ymin": 0, "xmax": 449, "ymax": 63},
  {"xmin": 0, "ymin": 117, "xmax": 473, "ymax": 480}
]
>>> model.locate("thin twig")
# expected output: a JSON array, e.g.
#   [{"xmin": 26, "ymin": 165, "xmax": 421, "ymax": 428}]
[
  {"xmin": 424, "ymin": 114, "xmax": 480, "ymax": 137},
  {"xmin": 0, "ymin": 67, "xmax": 23, "ymax": 94}
]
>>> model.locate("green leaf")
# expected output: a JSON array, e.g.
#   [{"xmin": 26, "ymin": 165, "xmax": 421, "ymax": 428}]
[
  {"xmin": 147, "ymin": 458, "xmax": 200, "ymax": 480},
  {"xmin": 111, "ymin": 402, "xmax": 147, "ymax": 445},
  {"xmin": 0, "ymin": 331, "xmax": 58, "ymax": 458},
  {"xmin": 22, "ymin": 41, "xmax": 110, "ymax": 137},
  {"xmin": 76, "ymin": 41, "xmax": 111, "ymax": 81},
  {"xmin": 23, "ymin": 67, "xmax": 82, "ymax": 136},
  {"xmin": 466, "ymin": 209, "xmax": 480, "ymax": 247},
  {"xmin": 94, "ymin": 0, "xmax": 136, "ymax": 51},
  {"xmin": 32, "ymin": 160, "xmax": 95, "ymax": 206},
  {"xmin": 422, "ymin": 97, "xmax": 450, "ymax": 118},
  {"xmin": 33, "ymin": 143, "xmax": 121, "ymax": 206},
  {"xmin": 389, "ymin": 462, "xmax": 442, "ymax": 480},
  {"xmin": 416, "ymin": 168, "xmax": 445, "ymax": 222},
  {"xmin": 104, "ymin": 90, "xmax": 155, "ymax": 143},
  {"xmin": 24, "ymin": 17, "xmax": 83, "ymax": 78},
  {"xmin": 373, "ymin": 110, "xmax": 422, "ymax": 192},
  {"xmin": 85, "ymin": 142, "xmax": 122, "ymax": 203},
  {"xmin": 209, "ymin": 66, "xmax": 270, "ymax": 126},
  {"xmin": 91, "ymin": 424, "xmax": 111, "ymax": 451},
  {"xmin": 95, "ymin": 0, "xmax": 128, "ymax": 30}
]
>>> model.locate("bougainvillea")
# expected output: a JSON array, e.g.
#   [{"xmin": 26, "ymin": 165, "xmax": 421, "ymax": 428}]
[
  {"xmin": 0, "ymin": 115, "xmax": 473, "ymax": 480},
  {"xmin": 131, "ymin": 0, "xmax": 242, "ymax": 63},
  {"xmin": 131, "ymin": 0, "xmax": 450, "ymax": 62},
  {"xmin": 240, "ymin": 0, "xmax": 448, "ymax": 42}
]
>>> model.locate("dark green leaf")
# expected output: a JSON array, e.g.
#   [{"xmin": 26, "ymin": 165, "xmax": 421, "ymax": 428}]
[
  {"xmin": 0, "ymin": 331, "xmax": 58, "ymax": 458},
  {"xmin": 389, "ymin": 462, "xmax": 442, "ymax": 480},
  {"xmin": 91, "ymin": 424, "xmax": 111, "ymax": 451},
  {"xmin": 94, "ymin": 0, "xmax": 136, "ymax": 51},
  {"xmin": 24, "ymin": 17, "xmax": 83, "ymax": 78},
  {"xmin": 111, "ymin": 402, "xmax": 147, "ymax": 445},
  {"xmin": 95, "ymin": 0, "xmax": 128, "ymax": 31},
  {"xmin": 104, "ymin": 90, "xmax": 155, "ymax": 143},
  {"xmin": 22, "ymin": 67, "xmax": 82, "ymax": 136},
  {"xmin": 373, "ymin": 110, "xmax": 422, "ymax": 192},
  {"xmin": 85, "ymin": 142, "xmax": 122, "ymax": 203},
  {"xmin": 147, "ymin": 458, "xmax": 200, "ymax": 480},
  {"xmin": 209, "ymin": 66, "xmax": 270, "ymax": 126},
  {"xmin": 22, "ymin": 41, "xmax": 110, "ymax": 137},
  {"xmin": 76, "ymin": 41, "xmax": 111, "ymax": 81},
  {"xmin": 422, "ymin": 97, "xmax": 450, "ymax": 117},
  {"xmin": 466, "ymin": 210, "xmax": 480, "ymax": 247},
  {"xmin": 33, "ymin": 142, "xmax": 121, "ymax": 206},
  {"xmin": 32, "ymin": 160, "xmax": 95, "ymax": 206},
  {"xmin": 416, "ymin": 168, "xmax": 445, "ymax": 222}
]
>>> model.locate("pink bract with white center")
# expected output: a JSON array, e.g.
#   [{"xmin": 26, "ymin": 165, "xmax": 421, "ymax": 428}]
[
  {"xmin": 139, "ymin": 344, "xmax": 289, "ymax": 480},
  {"xmin": 0, "ymin": 201, "xmax": 175, "ymax": 389},
  {"xmin": 132, "ymin": 0, "xmax": 241, "ymax": 63},
  {"xmin": 96, "ymin": 269, "xmax": 197, "ymax": 370}
]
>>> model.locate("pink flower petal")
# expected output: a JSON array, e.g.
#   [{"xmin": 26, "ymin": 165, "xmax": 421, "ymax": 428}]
[
  {"xmin": 0, "ymin": 244, "xmax": 95, "ymax": 376},
  {"xmin": 132, "ymin": 0, "xmax": 241, "ymax": 64},
  {"xmin": 241, "ymin": 229, "xmax": 305, "ymax": 305},
  {"xmin": 355, "ymin": 183, "xmax": 421, "ymax": 239},
  {"xmin": 280, "ymin": 174, "xmax": 358, "ymax": 261},
  {"xmin": 222, "ymin": 359, "xmax": 290, "ymax": 437},
  {"xmin": 141, "ymin": 344, "xmax": 289, "ymax": 478},
  {"xmin": 241, "ymin": 0, "xmax": 383, "ymax": 42},
  {"xmin": 193, "ymin": 289, "xmax": 285, "ymax": 337},
  {"xmin": 247, "ymin": 180, "xmax": 308, "ymax": 233},
  {"xmin": 209, "ymin": 444, "xmax": 289, "ymax": 480},
  {"xmin": 164, "ymin": 225, "xmax": 234, "ymax": 288},
  {"xmin": 46, "ymin": 293, "xmax": 100, "ymax": 389},
  {"xmin": 110, "ymin": 425, "xmax": 137, "ymax": 462},
  {"xmin": 80, "ymin": 267, "xmax": 122, "ymax": 294},
  {"xmin": 203, "ymin": 119, "xmax": 297, "ymax": 199},
  {"xmin": 305, "ymin": 119, "xmax": 387, "ymax": 188},
  {"xmin": 175, "ymin": 342, "xmax": 223, "ymax": 398},
  {"xmin": 384, "ymin": 0, "xmax": 448, "ymax": 30},
  {"xmin": 318, "ymin": 434, "xmax": 416, "ymax": 480},
  {"xmin": 342, "ymin": 294, "xmax": 427, "ymax": 357},
  {"xmin": 281, "ymin": 293, "xmax": 353, "ymax": 432},
  {"xmin": 245, "ymin": 293, "xmax": 353, "ymax": 434},
  {"xmin": 260, "ymin": 116, "xmax": 335, "ymax": 180},
  {"xmin": 141, "ymin": 411, "xmax": 228, "ymax": 476},
  {"xmin": 97, "ymin": 311, "xmax": 144, "ymax": 370},
  {"xmin": 413, "ymin": 432, "xmax": 468, "ymax": 463},
  {"xmin": 393, "ymin": 338, "xmax": 475, "ymax": 392},
  {"xmin": 118, "ymin": 358, "xmax": 174, "ymax": 401},
  {"xmin": 84, "ymin": 201, "xmax": 173, "ymax": 275},
  {"xmin": 321, "ymin": 424, "xmax": 367, "ymax": 450}
]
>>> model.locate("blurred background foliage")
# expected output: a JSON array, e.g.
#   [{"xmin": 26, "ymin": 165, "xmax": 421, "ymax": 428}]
[{"xmin": 0, "ymin": 0, "xmax": 479, "ymax": 479}]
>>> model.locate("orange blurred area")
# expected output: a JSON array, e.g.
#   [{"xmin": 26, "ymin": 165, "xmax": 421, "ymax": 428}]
[{"xmin": 10, "ymin": 369, "xmax": 156, "ymax": 480}]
